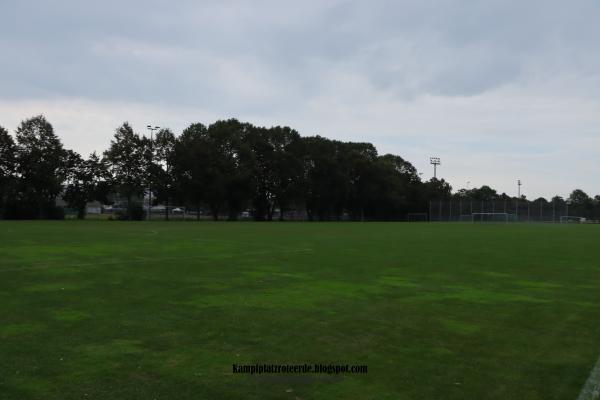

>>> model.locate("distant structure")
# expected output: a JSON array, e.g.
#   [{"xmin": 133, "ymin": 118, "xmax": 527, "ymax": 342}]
[
  {"xmin": 146, "ymin": 124, "xmax": 160, "ymax": 220},
  {"xmin": 430, "ymin": 157, "xmax": 441, "ymax": 179}
]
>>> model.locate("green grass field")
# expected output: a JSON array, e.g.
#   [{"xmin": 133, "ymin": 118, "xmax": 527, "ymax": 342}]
[{"xmin": 1, "ymin": 221, "xmax": 599, "ymax": 399}]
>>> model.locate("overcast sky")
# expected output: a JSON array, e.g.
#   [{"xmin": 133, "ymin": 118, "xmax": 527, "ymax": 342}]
[{"xmin": 1, "ymin": 0, "xmax": 599, "ymax": 199}]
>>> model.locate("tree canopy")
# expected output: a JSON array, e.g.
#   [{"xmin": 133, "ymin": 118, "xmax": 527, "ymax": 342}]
[
  {"xmin": 0, "ymin": 115, "xmax": 599, "ymax": 221},
  {"xmin": 12, "ymin": 116, "xmax": 70, "ymax": 218}
]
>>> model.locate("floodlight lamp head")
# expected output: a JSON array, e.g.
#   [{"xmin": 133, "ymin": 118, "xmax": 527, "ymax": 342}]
[{"xmin": 430, "ymin": 157, "xmax": 441, "ymax": 165}]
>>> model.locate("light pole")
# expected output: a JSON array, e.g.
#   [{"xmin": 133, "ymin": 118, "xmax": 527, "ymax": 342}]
[
  {"xmin": 146, "ymin": 125, "xmax": 160, "ymax": 221},
  {"xmin": 516, "ymin": 179, "xmax": 522, "ymax": 221},
  {"xmin": 467, "ymin": 181, "xmax": 470, "ymax": 190},
  {"xmin": 430, "ymin": 157, "xmax": 441, "ymax": 179}
]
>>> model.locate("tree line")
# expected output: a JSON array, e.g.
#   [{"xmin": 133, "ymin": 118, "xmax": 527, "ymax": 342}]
[
  {"xmin": 450, "ymin": 185, "xmax": 600, "ymax": 220},
  {"xmin": 0, "ymin": 115, "xmax": 598, "ymax": 221}
]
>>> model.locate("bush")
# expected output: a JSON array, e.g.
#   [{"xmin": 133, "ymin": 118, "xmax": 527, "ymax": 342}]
[
  {"xmin": 129, "ymin": 204, "xmax": 145, "ymax": 220},
  {"xmin": 114, "ymin": 203, "xmax": 145, "ymax": 220},
  {"xmin": 3, "ymin": 201, "xmax": 26, "ymax": 219},
  {"xmin": 45, "ymin": 206, "xmax": 65, "ymax": 220},
  {"xmin": 2, "ymin": 201, "xmax": 64, "ymax": 219},
  {"xmin": 114, "ymin": 209, "xmax": 128, "ymax": 220}
]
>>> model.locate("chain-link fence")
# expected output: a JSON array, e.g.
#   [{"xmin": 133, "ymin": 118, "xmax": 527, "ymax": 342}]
[{"xmin": 428, "ymin": 199, "xmax": 598, "ymax": 222}]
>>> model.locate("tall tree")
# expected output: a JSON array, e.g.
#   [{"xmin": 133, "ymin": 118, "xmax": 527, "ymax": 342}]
[
  {"xmin": 267, "ymin": 126, "xmax": 305, "ymax": 221},
  {"xmin": 14, "ymin": 115, "xmax": 69, "ymax": 218},
  {"xmin": 368, "ymin": 154, "xmax": 420, "ymax": 219},
  {"xmin": 172, "ymin": 123, "xmax": 223, "ymax": 220},
  {"xmin": 104, "ymin": 123, "xmax": 149, "ymax": 219},
  {"xmin": 467, "ymin": 185, "xmax": 499, "ymax": 201},
  {"xmin": 63, "ymin": 152, "xmax": 111, "ymax": 219},
  {"xmin": 0, "ymin": 126, "xmax": 17, "ymax": 217},
  {"xmin": 243, "ymin": 125, "xmax": 272, "ymax": 220},
  {"xmin": 152, "ymin": 128, "xmax": 177, "ymax": 220},
  {"xmin": 568, "ymin": 189, "xmax": 593, "ymax": 218},
  {"xmin": 421, "ymin": 178, "xmax": 452, "ymax": 202},
  {"xmin": 207, "ymin": 119, "xmax": 253, "ymax": 220},
  {"xmin": 568, "ymin": 189, "xmax": 591, "ymax": 206},
  {"xmin": 302, "ymin": 136, "xmax": 347, "ymax": 220},
  {"xmin": 338, "ymin": 142, "xmax": 378, "ymax": 221}
]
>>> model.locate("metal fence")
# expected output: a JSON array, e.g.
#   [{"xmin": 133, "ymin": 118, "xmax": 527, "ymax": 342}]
[{"xmin": 428, "ymin": 199, "xmax": 595, "ymax": 222}]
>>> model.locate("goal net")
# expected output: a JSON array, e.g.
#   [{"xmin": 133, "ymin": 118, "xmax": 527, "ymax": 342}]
[
  {"xmin": 560, "ymin": 216, "xmax": 586, "ymax": 224},
  {"xmin": 429, "ymin": 199, "xmax": 590, "ymax": 222},
  {"xmin": 471, "ymin": 213, "xmax": 510, "ymax": 223}
]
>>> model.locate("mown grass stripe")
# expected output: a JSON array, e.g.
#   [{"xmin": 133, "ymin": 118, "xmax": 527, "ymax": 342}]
[{"xmin": 0, "ymin": 248, "xmax": 313, "ymax": 272}]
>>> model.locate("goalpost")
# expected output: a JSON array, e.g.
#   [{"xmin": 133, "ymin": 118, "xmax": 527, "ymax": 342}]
[
  {"xmin": 471, "ymin": 213, "xmax": 510, "ymax": 223},
  {"xmin": 560, "ymin": 216, "xmax": 586, "ymax": 224}
]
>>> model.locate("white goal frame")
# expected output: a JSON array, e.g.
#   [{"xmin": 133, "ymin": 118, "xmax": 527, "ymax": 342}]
[
  {"xmin": 560, "ymin": 216, "xmax": 586, "ymax": 224},
  {"xmin": 471, "ymin": 212, "xmax": 509, "ymax": 223}
]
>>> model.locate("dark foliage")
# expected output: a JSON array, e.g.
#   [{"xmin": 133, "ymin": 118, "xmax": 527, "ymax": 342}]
[{"xmin": 1, "ymin": 116, "xmax": 599, "ymax": 221}]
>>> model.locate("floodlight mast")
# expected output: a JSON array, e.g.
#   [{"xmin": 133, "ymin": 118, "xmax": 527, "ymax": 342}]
[
  {"xmin": 517, "ymin": 179, "xmax": 522, "ymax": 221},
  {"xmin": 430, "ymin": 157, "xmax": 441, "ymax": 179},
  {"xmin": 146, "ymin": 125, "xmax": 160, "ymax": 221}
]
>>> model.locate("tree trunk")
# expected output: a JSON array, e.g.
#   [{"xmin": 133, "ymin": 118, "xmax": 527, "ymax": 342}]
[
  {"xmin": 126, "ymin": 194, "xmax": 132, "ymax": 220},
  {"xmin": 165, "ymin": 197, "xmax": 169, "ymax": 221},
  {"xmin": 229, "ymin": 211, "xmax": 238, "ymax": 221},
  {"xmin": 38, "ymin": 198, "xmax": 44, "ymax": 219}
]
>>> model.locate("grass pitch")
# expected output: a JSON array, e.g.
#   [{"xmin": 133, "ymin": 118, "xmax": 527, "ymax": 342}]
[{"xmin": 1, "ymin": 221, "xmax": 599, "ymax": 399}]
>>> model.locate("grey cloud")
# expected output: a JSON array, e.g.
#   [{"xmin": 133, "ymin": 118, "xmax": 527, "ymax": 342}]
[
  {"xmin": 2, "ymin": 0, "xmax": 600, "ymax": 104},
  {"xmin": 1, "ymin": 0, "xmax": 600, "ymax": 198}
]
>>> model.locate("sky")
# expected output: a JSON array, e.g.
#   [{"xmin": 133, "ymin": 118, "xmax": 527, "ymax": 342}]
[{"xmin": 1, "ymin": 0, "xmax": 599, "ymax": 199}]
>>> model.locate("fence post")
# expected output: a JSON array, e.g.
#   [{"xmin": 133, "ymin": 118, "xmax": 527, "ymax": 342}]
[{"xmin": 429, "ymin": 200, "xmax": 432, "ymax": 222}]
